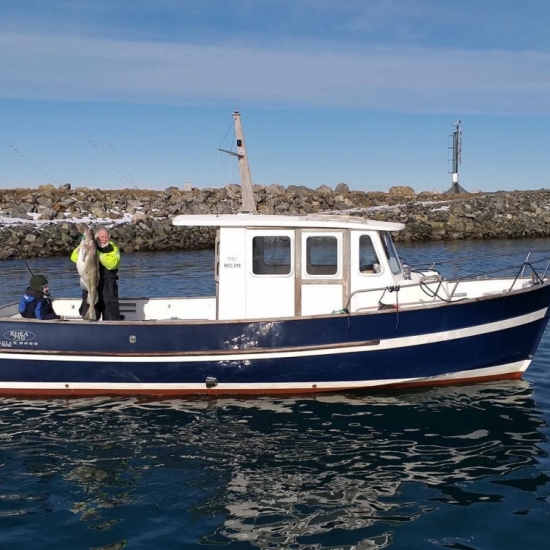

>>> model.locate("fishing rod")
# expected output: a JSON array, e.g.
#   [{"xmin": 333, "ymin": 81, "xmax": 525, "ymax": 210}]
[
  {"xmin": 0, "ymin": 214, "xmax": 34, "ymax": 276},
  {"xmin": 9, "ymin": 144, "xmax": 60, "ymax": 186},
  {"xmin": 89, "ymin": 139, "xmax": 135, "ymax": 186},
  {"xmin": 4, "ymin": 141, "xmax": 63, "ymax": 277}
]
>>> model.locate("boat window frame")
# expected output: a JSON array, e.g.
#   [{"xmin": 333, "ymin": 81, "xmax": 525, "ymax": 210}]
[
  {"xmin": 305, "ymin": 235, "xmax": 340, "ymax": 277},
  {"xmin": 381, "ymin": 231, "xmax": 402, "ymax": 275},
  {"xmin": 358, "ymin": 233, "xmax": 383, "ymax": 276},
  {"xmin": 251, "ymin": 233, "xmax": 294, "ymax": 277}
]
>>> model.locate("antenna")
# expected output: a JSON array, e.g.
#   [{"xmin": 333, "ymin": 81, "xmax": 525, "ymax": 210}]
[{"xmin": 444, "ymin": 120, "xmax": 468, "ymax": 194}]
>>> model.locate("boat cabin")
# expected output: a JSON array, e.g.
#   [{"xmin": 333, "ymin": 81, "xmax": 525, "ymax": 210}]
[{"xmin": 173, "ymin": 213, "xmax": 409, "ymax": 320}]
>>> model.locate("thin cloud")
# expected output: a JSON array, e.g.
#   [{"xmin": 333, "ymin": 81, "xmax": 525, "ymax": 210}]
[{"xmin": 2, "ymin": 32, "xmax": 550, "ymax": 114}]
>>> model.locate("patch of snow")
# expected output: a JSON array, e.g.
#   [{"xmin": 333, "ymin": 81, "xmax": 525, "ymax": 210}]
[
  {"xmin": 0, "ymin": 212, "xmax": 135, "ymax": 227},
  {"xmin": 417, "ymin": 200, "xmax": 455, "ymax": 207},
  {"xmin": 324, "ymin": 205, "xmax": 404, "ymax": 215}
]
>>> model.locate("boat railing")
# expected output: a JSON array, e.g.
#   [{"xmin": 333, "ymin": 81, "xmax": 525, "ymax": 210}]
[
  {"xmin": 346, "ymin": 255, "xmax": 550, "ymax": 313},
  {"xmin": 423, "ymin": 259, "xmax": 549, "ymax": 292},
  {"xmin": 346, "ymin": 277, "xmax": 461, "ymax": 313},
  {"xmin": 410, "ymin": 249, "xmax": 550, "ymax": 275},
  {"xmin": 432, "ymin": 257, "xmax": 549, "ymax": 296}
]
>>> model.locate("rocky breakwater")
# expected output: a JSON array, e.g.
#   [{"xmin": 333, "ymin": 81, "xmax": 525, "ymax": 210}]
[
  {"xmin": 1, "ymin": 183, "xmax": 550, "ymax": 260},
  {"xmin": 363, "ymin": 188, "xmax": 550, "ymax": 242}
]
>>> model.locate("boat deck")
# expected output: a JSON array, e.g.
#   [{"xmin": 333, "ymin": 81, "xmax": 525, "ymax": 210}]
[{"xmin": 0, "ymin": 297, "xmax": 217, "ymax": 322}]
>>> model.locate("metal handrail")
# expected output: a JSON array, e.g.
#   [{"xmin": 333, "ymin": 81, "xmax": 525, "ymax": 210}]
[
  {"xmin": 345, "ymin": 259, "xmax": 549, "ymax": 312},
  {"xmin": 508, "ymin": 261, "xmax": 545, "ymax": 291},
  {"xmin": 411, "ymin": 254, "xmax": 550, "ymax": 282},
  {"xmin": 410, "ymin": 249, "xmax": 550, "ymax": 270},
  {"xmin": 345, "ymin": 276, "xmax": 454, "ymax": 311}
]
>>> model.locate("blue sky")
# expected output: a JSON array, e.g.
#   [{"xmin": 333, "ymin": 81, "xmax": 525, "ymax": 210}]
[{"xmin": 1, "ymin": 0, "xmax": 550, "ymax": 193}]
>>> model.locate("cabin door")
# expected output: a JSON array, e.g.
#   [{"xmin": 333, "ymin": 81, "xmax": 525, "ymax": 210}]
[
  {"xmin": 245, "ymin": 229, "xmax": 296, "ymax": 319},
  {"xmin": 299, "ymin": 230, "xmax": 347, "ymax": 316}
]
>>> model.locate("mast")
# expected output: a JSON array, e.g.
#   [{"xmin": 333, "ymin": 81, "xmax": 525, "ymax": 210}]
[{"xmin": 218, "ymin": 110, "xmax": 257, "ymax": 213}]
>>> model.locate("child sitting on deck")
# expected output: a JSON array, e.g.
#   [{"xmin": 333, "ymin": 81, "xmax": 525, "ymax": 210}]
[{"xmin": 19, "ymin": 275, "xmax": 63, "ymax": 320}]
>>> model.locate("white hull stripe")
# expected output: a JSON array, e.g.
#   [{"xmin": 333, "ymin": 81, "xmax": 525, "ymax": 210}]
[
  {"xmin": 0, "ymin": 308, "xmax": 546, "ymax": 364},
  {"xmin": 0, "ymin": 360, "xmax": 531, "ymax": 391}
]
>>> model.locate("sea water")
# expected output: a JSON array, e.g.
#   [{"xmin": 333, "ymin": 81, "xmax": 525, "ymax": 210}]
[{"xmin": 0, "ymin": 239, "xmax": 549, "ymax": 549}]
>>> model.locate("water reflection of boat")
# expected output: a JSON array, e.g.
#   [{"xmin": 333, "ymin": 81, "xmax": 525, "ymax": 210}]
[
  {"xmin": 0, "ymin": 381, "xmax": 546, "ymax": 547},
  {"xmin": 208, "ymin": 382, "xmax": 549, "ymax": 548}
]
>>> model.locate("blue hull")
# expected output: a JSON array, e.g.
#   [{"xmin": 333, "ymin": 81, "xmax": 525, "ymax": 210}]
[{"xmin": 1, "ymin": 283, "xmax": 550, "ymax": 395}]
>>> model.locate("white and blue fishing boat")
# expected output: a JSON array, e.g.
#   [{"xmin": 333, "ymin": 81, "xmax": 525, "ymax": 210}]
[{"xmin": 1, "ymin": 112, "xmax": 550, "ymax": 396}]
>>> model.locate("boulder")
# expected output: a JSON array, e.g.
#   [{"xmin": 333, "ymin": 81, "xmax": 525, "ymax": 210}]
[
  {"xmin": 132, "ymin": 211, "xmax": 148, "ymax": 223},
  {"xmin": 265, "ymin": 183, "xmax": 286, "ymax": 195},
  {"xmin": 334, "ymin": 182, "xmax": 350, "ymax": 194},
  {"xmin": 315, "ymin": 185, "xmax": 333, "ymax": 194},
  {"xmin": 38, "ymin": 184, "xmax": 56, "ymax": 192},
  {"xmin": 9, "ymin": 205, "xmax": 32, "ymax": 220},
  {"xmin": 389, "ymin": 186, "xmax": 415, "ymax": 196},
  {"xmin": 224, "ymin": 184, "xmax": 242, "ymax": 200},
  {"xmin": 37, "ymin": 207, "xmax": 56, "ymax": 220},
  {"xmin": 287, "ymin": 185, "xmax": 313, "ymax": 195},
  {"xmin": 90, "ymin": 207, "xmax": 107, "ymax": 218}
]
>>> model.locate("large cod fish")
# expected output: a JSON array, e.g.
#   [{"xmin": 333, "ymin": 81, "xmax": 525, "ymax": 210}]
[{"xmin": 76, "ymin": 227, "xmax": 99, "ymax": 321}]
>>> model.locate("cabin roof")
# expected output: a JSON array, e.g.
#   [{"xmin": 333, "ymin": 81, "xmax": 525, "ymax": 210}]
[{"xmin": 172, "ymin": 213, "xmax": 405, "ymax": 231}]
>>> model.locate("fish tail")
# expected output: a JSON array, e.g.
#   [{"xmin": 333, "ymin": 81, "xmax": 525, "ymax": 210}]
[{"xmin": 83, "ymin": 307, "xmax": 97, "ymax": 321}]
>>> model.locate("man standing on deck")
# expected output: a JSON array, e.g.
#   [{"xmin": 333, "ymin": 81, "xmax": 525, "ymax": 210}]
[{"xmin": 71, "ymin": 227, "xmax": 122, "ymax": 321}]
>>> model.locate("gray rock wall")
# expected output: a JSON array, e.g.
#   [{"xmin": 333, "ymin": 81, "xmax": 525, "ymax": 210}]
[{"xmin": 1, "ymin": 184, "xmax": 550, "ymax": 259}]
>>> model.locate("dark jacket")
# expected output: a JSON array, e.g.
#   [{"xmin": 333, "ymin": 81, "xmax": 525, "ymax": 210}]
[
  {"xmin": 19, "ymin": 288, "xmax": 61, "ymax": 320},
  {"xmin": 97, "ymin": 242, "xmax": 119, "ymax": 282}
]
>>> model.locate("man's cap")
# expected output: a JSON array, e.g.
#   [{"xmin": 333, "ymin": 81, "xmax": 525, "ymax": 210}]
[{"xmin": 29, "ymin": 275, "xmax": 49, "ymax": 292}]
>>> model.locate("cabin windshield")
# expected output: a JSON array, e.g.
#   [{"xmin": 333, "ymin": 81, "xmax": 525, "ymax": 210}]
[{"xmin": 381, "ymin": 232, "xmax": 402, "ymax": 275}]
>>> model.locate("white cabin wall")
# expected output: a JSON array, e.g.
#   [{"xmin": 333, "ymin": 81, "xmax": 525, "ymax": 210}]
[
  {"xmin": 349, "ymin": 231, "xmax": 403, "ymax": 312},
  {"xmin": 217, "ymin": 227, "xmax": 248, "ymax": 320}
]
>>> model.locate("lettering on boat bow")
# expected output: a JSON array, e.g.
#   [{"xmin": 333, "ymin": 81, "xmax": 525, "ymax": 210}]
[
  {"xmin": 3, "ymin": 330, "xmax": 36, "ymax": 342},
  {"xmin": 2, "ymin": 330, "xmax": 38, "ymax": 347}
]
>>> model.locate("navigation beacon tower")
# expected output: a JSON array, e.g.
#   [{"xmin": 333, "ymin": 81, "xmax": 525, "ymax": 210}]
[{"xmin": 444, "ymin": 120, "xmax": 468, "ymax": 194}]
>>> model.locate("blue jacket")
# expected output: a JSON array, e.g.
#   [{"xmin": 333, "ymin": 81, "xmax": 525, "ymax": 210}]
[{"xmin": 19, "ymin": 288, "xmax": 61, "ymax": 320}]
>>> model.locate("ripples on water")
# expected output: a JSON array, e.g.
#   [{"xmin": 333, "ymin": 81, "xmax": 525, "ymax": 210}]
[
  {"xmin": 0, "ymin": 383, "xmax": 548, "ymax": 550},
  {"xmin": 0, "ymin": 240, "xmax": 550, "ymax": 549}
]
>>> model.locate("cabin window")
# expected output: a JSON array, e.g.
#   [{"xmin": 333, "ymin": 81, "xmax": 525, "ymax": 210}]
[
  {"xmin": 252, "ymin": 236, "xmax": 292, "ymax": 275},
  {"xmin": 382, "ymin": 232, "xmax": 402, "ymax": 275},
  {"xmin": 359, "ymin": 235, "xmax": 381, "ymax": 274},
  {"xmin": 306, "ymin": 236, "xmax": 338, "ymax": 276}
]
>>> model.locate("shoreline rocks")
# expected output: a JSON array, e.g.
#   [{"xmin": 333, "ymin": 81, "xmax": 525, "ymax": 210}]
[{"xmin": 1, "ymin": 184, "xmax": 550, "ymax": 259}]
